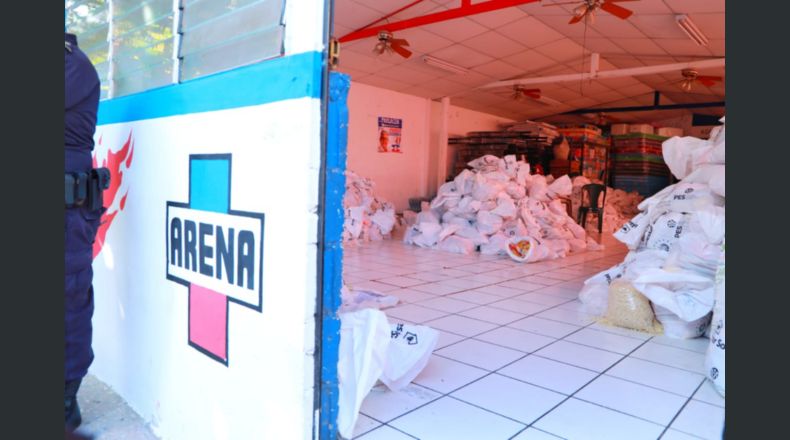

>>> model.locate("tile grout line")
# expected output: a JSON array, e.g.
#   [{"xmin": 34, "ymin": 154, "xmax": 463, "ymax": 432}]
[
  {"xmin": 350, "ymin": 241, "xmax": 634, "ymax": 439},
  {"xmin": 515, "ymin": 335, "xmax": 663, "ymax": 437},
  {"xmin": 656, "ymin": 379, "xmax": 711, "ymax": 440}
]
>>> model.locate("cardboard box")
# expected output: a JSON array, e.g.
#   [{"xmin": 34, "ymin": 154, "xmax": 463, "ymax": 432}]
[
  {"xmin": 629, "ymin": 124, "xmax": 654, "ymax": 135},
  {"xmin": 611, "ymin": 123, "xmax": 629, "ymax": 135},
  {"xmin": 656, "ymin": 127, "xmax": 684, "ymax": 138}
]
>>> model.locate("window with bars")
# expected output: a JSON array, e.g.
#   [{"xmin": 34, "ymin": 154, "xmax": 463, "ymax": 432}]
[{"xmin": 65, "ymin": 0, "xmax": 285, "ymax": 99}]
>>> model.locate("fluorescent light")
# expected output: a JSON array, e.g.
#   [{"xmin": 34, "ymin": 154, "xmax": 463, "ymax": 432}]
[
  {"xmin": 421, "ymin": 55, "xmax": 469, "ymax": 75},
  {"xmin": 676, "ymin": 15, "xmax": 709, "ymax": 46}
]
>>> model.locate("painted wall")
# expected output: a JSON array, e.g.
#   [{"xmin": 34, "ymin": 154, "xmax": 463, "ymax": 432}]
[
  {"xmin": 346, "ymin": 81, "xmax": 431, "ymax": 212},
  {"xmin": 346, "ymin": 81, "xmax": 513, "ymax": 211},
  {"xmin": 87, "ymin": 2, "xmax": 328, "ymax": 438}
]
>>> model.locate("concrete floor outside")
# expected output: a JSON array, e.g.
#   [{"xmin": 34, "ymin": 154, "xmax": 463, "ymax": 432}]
[{"xmin": 75, "ymin": 375, "xmax": 158, "ymax": 440}]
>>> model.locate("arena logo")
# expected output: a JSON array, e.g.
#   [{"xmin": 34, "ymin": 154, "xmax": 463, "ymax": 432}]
[{"xmin": 166, "ymin": 154, "xmax": 265, "ymax": 365}]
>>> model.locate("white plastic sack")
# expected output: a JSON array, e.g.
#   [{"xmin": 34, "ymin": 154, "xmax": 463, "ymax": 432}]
[
  {"xmin": 340, "ymin": 286, "xmax": 400, "ymax": 313},
  {"xmin": 438, "ymin": 235, "xmax": 476, "ymax": 255},
  {"xmin": 467, "ymin": 154, "xmax": 502, "ymax": 172},
  {"xmin": 642, "ymin": 212, "xmax": 688, "ymax": 253},
  {"xmin": 456, "ymin": 225, "xmax": 490, "ymax": 246},
  {"xmin": 453, "ymin": 169, "xmax": 475, "ymax": 195},
  {"xmin": 704, "ymin": 239, "xmax": 725, "ymax": 396},
  {"xmin": 476, "ymin": 211, "xmax": 504, "ymax": 235},
  {"xmin": 662, "ymin": 136, "xmax": 709, "ymax": 180},
  {"xmin": 654, "ymin": 305, "xmax": 711, "ymax": 339},
  {"xmin": 632, "ymin": 268, "xmax": 715, "ymax": 322},
  {"xmin": 547, "ymin": 175, "xmax": 572, "ymax": 198},
  {"xmin": 491, "ymin": 195, "xmax": 517, "ymax": 219},
  {"xmin": 578, "ymin": 283, "xmax": 608, "ymax": 316},
  {"xmin": 370, "ymin": 208, "xmax": 396, "ymax": 235},
  {"xmin": 438, "ymin": 223, "xmax": 463, "ymax": 242},
  {"xmin": 380, "ymin": 322, "xmax": 439, "ymax": 391},
  {"xmin": 480, "ymin": 233, "xmax": 509, "ymax": 255},
  {"xmin": 614, "ymin": 212, "xmax": 651, "ymax": 249},
  {"xmin": 337, "ymin": 309, "xmax": 391, "ymax": 440}
]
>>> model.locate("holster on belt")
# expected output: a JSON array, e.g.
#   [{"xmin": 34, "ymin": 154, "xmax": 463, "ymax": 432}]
[{"xmin": 65, "ymin": 168, "xmax": 111, "ymax": 211}]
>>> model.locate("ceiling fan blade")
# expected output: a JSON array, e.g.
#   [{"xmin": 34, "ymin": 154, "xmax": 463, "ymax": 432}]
[
  {"xmin": 390, "ymin": 42, "xmax": 413, "ymax": 59},
  {"xmin": 569, "ymin": 13, "xmax": 586, "ymax": 24},
  {"xmin": 522, "ymin": 88, "xmax": 542, "ymax": 99},
  {"xmin": 600, "ymin": 1, "xmax": 634, "ymax": 20},
  {"xmin": 695, "ymin": 75, "xmax": 722, "ymax": 87},
  {"xmin": 390, "ymin": 38, "xmax": 410, "ymax": 47}
]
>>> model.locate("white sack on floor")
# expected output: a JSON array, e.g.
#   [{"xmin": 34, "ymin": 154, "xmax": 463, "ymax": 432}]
[
  {"xmin": 580, "ymin": 118, "xmax": 726, "ymax": 340},
  {"xmin": 380, "ymin": 322, "xmax": 439, "ymax": 392},
  {"xmin": 337, "ymin": 309, "xmax": 391, "ymax": 440},
  {"xmin": 404, "ymin": 154, "xmax": 594, "ymax": 262},
  {"xmin": 344, "ymin": 171, "xmax": 398, "ymax": 244},
  {"xmin": 705, "ymin": 239, "xmax": 726, "ymax": 396},
  {"xmin": 340, "ymin": 286, "xmax": 399, "ymax": 313}
]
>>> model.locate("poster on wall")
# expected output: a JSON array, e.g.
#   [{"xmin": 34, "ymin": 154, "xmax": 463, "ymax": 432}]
[{"xmin": 377, "ymin": 116, "xmax": 402, "ymax": 153}]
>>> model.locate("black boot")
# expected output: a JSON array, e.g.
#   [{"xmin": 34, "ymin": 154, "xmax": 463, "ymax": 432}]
[{"xmin": 65, "ymin": 378, "xmax": 83, "ymax": 431}]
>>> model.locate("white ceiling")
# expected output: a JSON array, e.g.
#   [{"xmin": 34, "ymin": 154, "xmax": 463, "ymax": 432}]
[{"xmin": 333, "ymin": 0, "xmax": 725, "ymax": 124}]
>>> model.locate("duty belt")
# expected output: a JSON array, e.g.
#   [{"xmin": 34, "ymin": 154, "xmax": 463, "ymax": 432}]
[{"xmin": 65, "ymin": 168, "xmax": 111, "ymax": 211}]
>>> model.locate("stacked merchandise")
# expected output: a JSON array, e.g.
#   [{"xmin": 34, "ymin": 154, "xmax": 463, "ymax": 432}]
[
  {"xmin": 611, "ymin": 133, "xmax": 672, "ymax": 196},
  {"xmin": 570, "ymin": 176, "xmax": 644, "ymax": 233},
  {"xmin": 342, "ymin": 170, "xmax": 397, "ymax": 243},
  {"xmin": 556, "ymin": 124, "xmax": 609, "ymax": 180},
  {"xmin": 449, "ymin": 131, "xmax": 553, "ymax": 178},
  {"xmin": 505, "ymin": 120, "xmax": 560, "ymax": 144},
  {"xmin": 579, "ymin": 118, "xmax": 725, "ymax": 354},
  {"xmin": 403, "ymin": 154, "xmax": 600, "ymax": 260}
]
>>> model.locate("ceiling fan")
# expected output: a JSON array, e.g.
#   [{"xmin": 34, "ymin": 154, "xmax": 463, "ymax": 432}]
[
  {"xmin": 543, "ymin": 0, "xmax": 639, "ymax": 25},
  {"xmin": 372, "ymin": 31, "xmax": 412, "ymax": 59},
  {"xmin": 678, "ymin": 68, "xmax": 723, "ymax": 92}
]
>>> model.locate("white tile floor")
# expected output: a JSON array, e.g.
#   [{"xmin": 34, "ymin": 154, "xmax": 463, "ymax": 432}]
[{"xmin": 343, "ymin": 235, "xmax": 725, "ymax": 440}]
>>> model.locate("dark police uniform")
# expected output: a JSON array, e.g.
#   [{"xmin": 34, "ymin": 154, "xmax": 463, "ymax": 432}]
[{"xmin": 65, "ymin": 32, "xmax": 105, "ymax": 430}]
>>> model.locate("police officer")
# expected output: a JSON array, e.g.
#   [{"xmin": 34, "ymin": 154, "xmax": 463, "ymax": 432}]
[{"xmin": 65, "ymin": 31, "xmax": 107, "ymax": 431}]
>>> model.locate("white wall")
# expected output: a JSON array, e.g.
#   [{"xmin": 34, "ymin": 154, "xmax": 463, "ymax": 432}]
[
  {"xmin": 88, "ymin": 1, "xmax": 329, "ymax": 437},
  {"xmin": 347, "ymin": 81, "xmax": 514, "ymax": 211},
  {"xmin": 92, "ymin": 97, "xmax": 322, "ymax": 440},
  {"xmin": 346, "ymin": 81, "xmax": 432, "ymax": 212}
]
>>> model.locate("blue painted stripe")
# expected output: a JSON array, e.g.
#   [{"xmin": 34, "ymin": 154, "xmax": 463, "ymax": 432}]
[
  {"xmin": 319, "ymin": 72, "xmax": 349, "ymax": 440},
  {"xmin": 190, "ymin": 158, "xmax": 230, "ymax": 213},
  {"xmin": 98, "ymin": 51, "xmax": 322, "ymax": 125}
]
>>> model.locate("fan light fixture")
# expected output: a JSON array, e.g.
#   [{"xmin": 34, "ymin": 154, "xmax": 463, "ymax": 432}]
[{"xmin": 421, "ymin": 55, "xmax": 470, "ymax": 75}]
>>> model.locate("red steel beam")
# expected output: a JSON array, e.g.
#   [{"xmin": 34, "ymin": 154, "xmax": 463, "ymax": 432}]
[{"xmin": 338, "ymin": 0, "xmax": 540, "ymax": 43}]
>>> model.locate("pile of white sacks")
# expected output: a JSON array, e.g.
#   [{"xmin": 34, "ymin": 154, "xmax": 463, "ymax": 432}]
[
  {"xmin": 403, "ymin": 154, "xmax": 601, "ymax": 260},
  {"xmin": 569, "ymin": 177, "xmax": 644, "ymax": 233},
  {"xmin": 343, "ymin": 170, "xmax": 397, "ymax": 243},
  {"xmin": 580, "ymin": 118, "xmax": 725, "ymax": 350}
]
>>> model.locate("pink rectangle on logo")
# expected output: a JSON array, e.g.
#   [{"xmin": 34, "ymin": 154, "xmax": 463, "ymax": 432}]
[{"xmin": 189, "ymin": 284, "xmax": 228, "ymax": 362}]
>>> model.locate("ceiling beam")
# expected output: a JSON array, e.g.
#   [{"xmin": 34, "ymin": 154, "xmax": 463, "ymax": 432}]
[
  {"xmin": 562, "ymin": 101, "xmax": 726, "ymax": 115},
  {"xmin": 481, "ymin": 58, "xmax": 726, "ymax": 89},
  {"xmin": 338, "ymin": 0, "xmax": 540, "ymax": 43}
]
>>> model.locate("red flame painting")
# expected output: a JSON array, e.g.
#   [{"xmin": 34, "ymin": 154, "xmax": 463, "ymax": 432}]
[{"xmin": 91, "ymin": 131, "xmax": 134, "ymax": 259}]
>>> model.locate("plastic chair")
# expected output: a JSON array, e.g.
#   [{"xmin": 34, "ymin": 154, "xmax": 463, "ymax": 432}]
[{"xmin": 577, "ymin": 183, "xmax": 606, "ymax": 233}]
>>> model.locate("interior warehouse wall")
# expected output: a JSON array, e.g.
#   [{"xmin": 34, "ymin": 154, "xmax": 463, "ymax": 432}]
[
  {"xmin": 346, "ymin": 80, "xmax": 513, "ymax": 212},
  {"xmin": 86, "ymin": 1, "xmax": 327, "ymax": 439}
]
